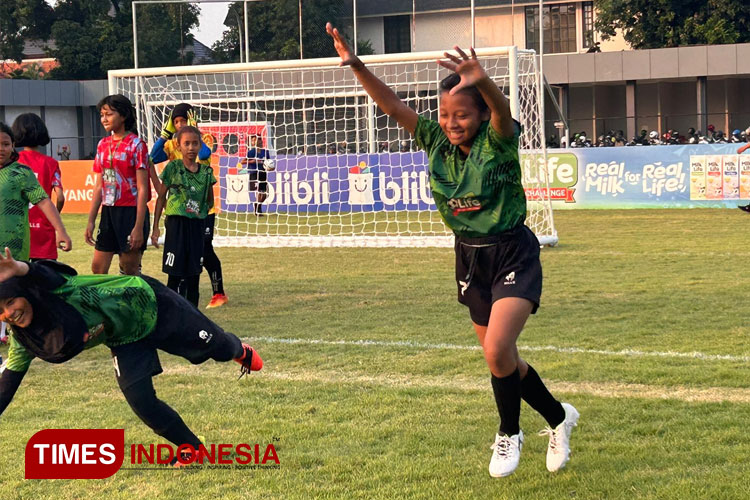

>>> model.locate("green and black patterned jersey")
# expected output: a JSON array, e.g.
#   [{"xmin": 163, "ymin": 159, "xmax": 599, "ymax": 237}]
[
  {"xmin": 160, "ymin": 159, "xmax": 216, "ymax": 219},
  {"xmin": 5, "ymin": 274, "xmax": 158, "ymax": 372},
  {"xmin": 0, "ymin": 161, "xmax": 49, "ymax": 260},
  {"xmin": 414, "ymin": 116, "xmax": 526, "ymax": 237}
]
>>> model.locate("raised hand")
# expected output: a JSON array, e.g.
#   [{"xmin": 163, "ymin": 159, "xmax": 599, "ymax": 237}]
[
  {"xmin": 326, "ymin": 22, "xmax": 360, "ymax": 67},
  {"xmin": 437, "ymin": 46, "xmax": 488, "ymax": 94},
  {"xmin": 161, "ymin": 110, "xmax": 176, "ymax": 140},
  {"xmin": 0, "ymin": 248, "xmax": 26, "ymax": 282},
  {"xmin": 187, "ymin": 109, "xmax": 199, "ymax": 128}
]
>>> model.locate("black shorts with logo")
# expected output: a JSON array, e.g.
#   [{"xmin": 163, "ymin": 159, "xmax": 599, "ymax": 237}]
[
  {"xmin": 454, "ymin": 224, "xmax": 542, "ymax": 326},
  {"xmin": 162, "ymin": 215, "xmax": 205, "ymax": 277},
  {"xmin": 95, "ymin": 205, "xmax": 150, "ymax": 253},
  {"xmin": 110, "ymin": 276, "xmax": 242, "ymax": 390}
]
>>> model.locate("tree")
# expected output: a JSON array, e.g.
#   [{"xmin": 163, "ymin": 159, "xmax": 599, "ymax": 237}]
[
  {"xmin": 212, "ymin": 0, "xmax": 373, "ymax": 63},
  {"xmin": 595, "ymin": 0, "xmax": 750, "ymax": 49},
  {"xmin": 0, "ymin": 0, "xmax": 54, "ymax": 64},
  {"xmin": 48, "ymin": 0, "xmax": 200, "ymax": 80}
]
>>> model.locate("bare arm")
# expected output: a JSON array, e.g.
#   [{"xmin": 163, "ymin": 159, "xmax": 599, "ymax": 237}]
[
  {"xmin": 438, "ymin": 47, "xmax": 514, "ymax": 138},
  {"xmin": 127, "ymin": 169, "xmax": 149, "ymax": 252},
  {"xmin": 327, "ymin": 23, "xmax": 418, "ymax": 135},
  {"xmin": 36, "ymin": 198, "xmax": 72, "ymax": 252},
  {"xmin": 86, "ymin": 174, "xmax": 103, "ymax": 246},
  {"xmin": 53, "ymin": 186, "xmax": 65, "ymax": 213},
  {"xmin": 151, "ymin": 183, "xmax": 167, "ymax": 248}
]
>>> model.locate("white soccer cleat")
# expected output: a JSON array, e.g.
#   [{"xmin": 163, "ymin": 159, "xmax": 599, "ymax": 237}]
[
  {"xmin": 540, "ymin": 402, "xmax": 579, "ymax": 472},
  {"xmin": 488, "ymin": 430, "xmax": 523, "ymax": 477}
]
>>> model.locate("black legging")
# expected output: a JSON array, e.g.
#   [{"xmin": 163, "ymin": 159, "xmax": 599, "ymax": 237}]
[
  {"xmin": 202, "ymin": 240, "xmax": 224, "ymax": 296},
  {"xmin": 167, "ymin": 274, "xmax": 200, "ymax": 307}
]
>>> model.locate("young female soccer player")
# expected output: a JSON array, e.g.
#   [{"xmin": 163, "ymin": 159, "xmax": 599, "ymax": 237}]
[
  {"xmin": 0, "ymin": 249, "xmax": 262, "ymax": 462},
  {"xmin": 0, "ymin": 122, "xmax": 71, "ymax": 261},
  {"xmin": 327, "ymin": 24, "xmax": 578, "ymax": 477},
  {"xmin": 151, "ymin": 126, "xmax": 216, "ymax": 307},
  {"xmin": 85, "ymin": 94, "xmax": 150, "ymax": 276},
  {"xmin": 11, "ymin": 113, "xmax": 66, "ymax": 260},
  {"xmin": 151, "ymin": 103, "xmax": 228, "ymax": 309}
]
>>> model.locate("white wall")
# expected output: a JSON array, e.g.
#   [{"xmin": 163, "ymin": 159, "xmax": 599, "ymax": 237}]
[{"xmin": 358, "ymin": 17, "xmax": 384, "ymax": 54}]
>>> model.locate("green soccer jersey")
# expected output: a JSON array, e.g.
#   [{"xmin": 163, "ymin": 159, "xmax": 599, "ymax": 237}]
[
  {"xmin": 160, "ymin": 159, "xmax": 216, "ymax": 219},
  {"xmin": 414, "ymin": 116, "xmax": 526, "ymax": 237},
  {"xmin": 0, "ymin": 161, "xmax": 49, "ymax": 260},
  {"xmin": 5, "ymin": 274, "xmax": 158, "ymax": 372}
]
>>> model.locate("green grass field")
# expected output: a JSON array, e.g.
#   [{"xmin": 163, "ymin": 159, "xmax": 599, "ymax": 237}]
[{"xmin": 1, "ymin": 210, "xmax": 749, "ymax": 499}]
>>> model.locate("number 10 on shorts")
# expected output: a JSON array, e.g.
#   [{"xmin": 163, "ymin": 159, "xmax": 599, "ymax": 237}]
[{"xmin": 165, "ymin": 252, "xmax": 175, "ymax": 267}]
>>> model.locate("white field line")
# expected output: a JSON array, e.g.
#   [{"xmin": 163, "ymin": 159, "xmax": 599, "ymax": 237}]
[
  {"xmin": 242, "ymin": 369, "xmax": 750, "ymax": 404},
  {"xmin": 245, "ymin": 336, "xmax": 750, "ymax": 363}
]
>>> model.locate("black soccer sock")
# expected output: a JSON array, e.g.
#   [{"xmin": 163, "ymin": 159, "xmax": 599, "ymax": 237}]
[
  {"xmin": 166, "ymin": 275, "xmax": 182, "ymax": 295},
  {"xmin": 121, "ymin": 377, "xmax": 201, "ymax": 449},
  {"xmin": 521, "ymin": 365, "xmax": 565, "ymax": 428},
  {"xmin": 184, "ymin": 274, "xmax": 200, "ymax": 307},
  {"xmin": 491, "ymin": 368, "xmax": 522, "ymax": 436},
  {"xmin": 202, "ymin": 241, "xmax": 224, "ymax": 295}
]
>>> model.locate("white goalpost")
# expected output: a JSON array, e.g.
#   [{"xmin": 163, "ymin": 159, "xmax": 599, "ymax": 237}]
[{"xmin": 109, "ymin": 47, "xmax": 558, "ymax": 248}]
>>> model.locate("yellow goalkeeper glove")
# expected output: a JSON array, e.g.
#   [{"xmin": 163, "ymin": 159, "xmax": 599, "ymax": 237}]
[
  {"xmin": 160, "ymin": 110, "xmax": 177, "ymax": 140},
  {"xmin": 187, "ymin": 109, "xmax": 199, "ymax": 128}
]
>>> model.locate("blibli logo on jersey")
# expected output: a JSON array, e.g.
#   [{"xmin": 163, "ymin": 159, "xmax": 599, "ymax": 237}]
[
  {"xmin": 447, "ymin": 197, "xmax": 482, "ymax": 216},
  {"xmin": 504, "ymin": 272, "xmax": 516, "ymax": 285}
]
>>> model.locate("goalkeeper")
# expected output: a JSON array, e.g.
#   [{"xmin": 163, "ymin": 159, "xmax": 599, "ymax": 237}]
[
  {"xmin": 0, "ymin": 249, "xmax": 262, "ymax": 458},
  {"xmin": 328, "ymin": 23, "xmax": 578, "ymax": 478},
  {"xmin": 150, "ymin": 103, "xmax": 229, "ymax": 309}
]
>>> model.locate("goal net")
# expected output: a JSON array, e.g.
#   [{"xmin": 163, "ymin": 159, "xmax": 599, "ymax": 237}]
[{"xmin": 109, "ymin": 47, "xmax": 557, "ymax": 247}]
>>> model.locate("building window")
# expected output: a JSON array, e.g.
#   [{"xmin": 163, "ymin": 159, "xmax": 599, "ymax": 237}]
[
  {"xmin": 384, "ymin": 15, "xmax": 411, "ymax": 54},
  {"xmin": 525, "ymin": 3, "xmax": 577, "ymax": 54},
  {"xmin": 582, "ymin": 1, "xmax": 595, "ymax": 49}
]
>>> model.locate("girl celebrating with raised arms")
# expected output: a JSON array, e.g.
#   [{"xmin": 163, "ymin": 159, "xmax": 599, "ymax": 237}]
[
  {"xmin": 86, "ymin": 94, "xmax": 150, "ymax": 276},
  {"xmin": 327, "ymin": 23, "xmax": 578, "ymax": 478}
]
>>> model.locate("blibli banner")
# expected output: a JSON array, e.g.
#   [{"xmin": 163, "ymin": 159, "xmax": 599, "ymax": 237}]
[
  {"xmin": 523, "ymin": 143, "xmax": 749, "ymax": 208},
  {"xmin": 220, "ymin": 153, "xmax": 435, "ymax": 213}
]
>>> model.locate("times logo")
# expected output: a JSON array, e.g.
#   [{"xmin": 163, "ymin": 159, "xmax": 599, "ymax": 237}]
[{"xmin": 25, "ymin": 429, "xmax": 124, "ymax": 479}]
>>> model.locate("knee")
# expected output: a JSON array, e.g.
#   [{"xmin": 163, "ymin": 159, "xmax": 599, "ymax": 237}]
[{"xmin": 483, "ymin": 344, "xmax": 517, "ymax": 376}]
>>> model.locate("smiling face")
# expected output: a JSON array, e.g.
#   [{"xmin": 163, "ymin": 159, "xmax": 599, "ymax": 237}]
[
  {"xmin": 100, "ymin": 105, "xmax": 125, "ymax": 134},
  {"xmin": 0, "ymin": 296, "xmax": 33, "ymax": 328},
  {"xmin": 0, "ymin": 131, "xmax": 13, "ymax": 165},
  {"xmin": 438, "ymin": 91, "xmax": 489, "ymax": 154}
]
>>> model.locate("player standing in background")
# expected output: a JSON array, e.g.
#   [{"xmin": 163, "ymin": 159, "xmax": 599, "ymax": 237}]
[
  {"xmin": 736, "ymin": 130, "xmax": 750, "ymax": 212},
  {"xmin": 151, "ymin": 126, "xmax": 216, "ymax": 308},
  {"xmin": 151, "ymin": 103, "xmax": 229, "ymax": 309},
  {"xmin": 239, "ymin": 134, "xmax": 269, "ymax": 216},
  {"xmin": 0, "ymin": 250, "xmax": 262, "ymax": 465},
  {"xmin": 11, "ymin": 113, "xmax": 66, "ymax": 261},
  {"xmin": 85, "ymin": 94, "xmax": 150, "ymax": 276},
  {"xmin": 328, "ymin": 23, "xmax": 578, "ymax": 478}
]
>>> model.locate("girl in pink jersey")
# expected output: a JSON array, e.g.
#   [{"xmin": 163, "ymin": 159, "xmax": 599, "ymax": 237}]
[{"xmin": 85, "ymin": 95, "xmax": 150, "ymax": 275}]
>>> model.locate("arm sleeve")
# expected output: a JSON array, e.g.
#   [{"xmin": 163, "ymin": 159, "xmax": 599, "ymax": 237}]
[
  {"xmin": 0, "ymin": 368, "xmax": 28, "ymax": 417},
  {"xmin": 51, "ymin": 159, "xmax": 63, "ymax": 189},
  {"xmin": 20, "ymin": 168, "xmax": 49, "ymax": 205},
  {"xmin": 134, "ymin": 138, "xmax": 149, "ymax": 171},
  {"xmin": 159, "ymin": 161, "xmax": 173, "ymax": 184},
  {"xmin": 5, "ymin": 335, "xmax": 34, "ymax": 374},
  {"xmin": 414, "ymin": 116, "xmax": 444, "ymax": 156},
  {"xmin": 92, "ymin": 139, "xmax": 104, "ymax": 173},
  {"xmin": 487, "ymin": 119, "xmax": 521, "ymax": 152},
  {"xmin": 150, "ymin": 137, "xmax": 168, "ymax": 164}
]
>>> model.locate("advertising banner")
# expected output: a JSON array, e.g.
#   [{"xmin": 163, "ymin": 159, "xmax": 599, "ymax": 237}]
[{"xmin": 60, "ymin": 144, "xmax": 750, "ymax": 214}]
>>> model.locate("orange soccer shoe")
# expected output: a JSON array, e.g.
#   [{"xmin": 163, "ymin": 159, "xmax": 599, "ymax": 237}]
[
  {"xmin": 234, "ymin": 343, "xmax": 263, "ymax": 378},
  {"xmin": 206, "ymin": 293, "xmax": 228, "ymax": 309}
]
